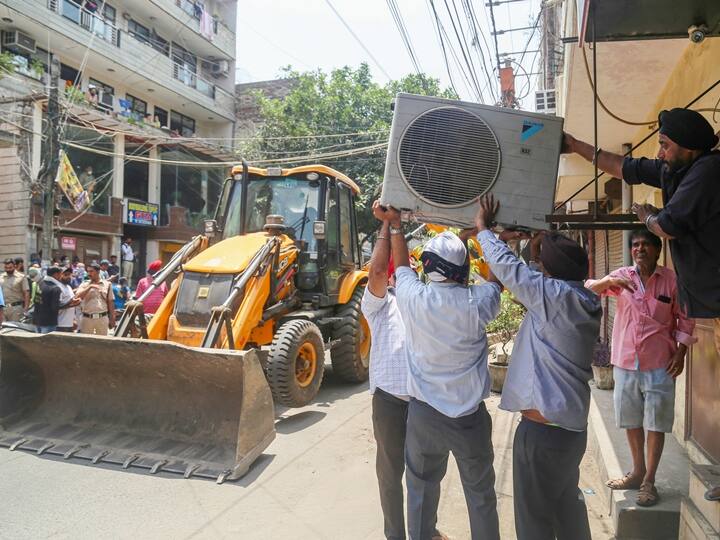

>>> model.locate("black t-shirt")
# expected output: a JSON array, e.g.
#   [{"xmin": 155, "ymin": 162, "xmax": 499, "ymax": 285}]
[
  {"xmin": 622, "ymin": 151, "xmax": 720, "ymax": 318},
  {"xmin": 34, "ymin": 279, "xmax": 62, "ymax": 327}
]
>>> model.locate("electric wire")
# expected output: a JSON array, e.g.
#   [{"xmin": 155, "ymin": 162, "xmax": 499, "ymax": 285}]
[
  {"xmin": 323, "ymin": 0, "xmax": 393, "ymax": 80},
  {"xmin": 385, "ymin": 0, "xmax": 424, "ymax": 80},
  {"xmin": 443, "ymin": 0, "xmax": 484, "ymax": 101}
]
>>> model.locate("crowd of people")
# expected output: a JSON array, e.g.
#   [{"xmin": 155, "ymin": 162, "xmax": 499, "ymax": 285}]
[
  {"xmin": 0, "ymin": 253, "xmax": 167, "ymax": 335},
  {"xmin": 362, "ymin": 107, "xmax": 718, "ymax": 540}
]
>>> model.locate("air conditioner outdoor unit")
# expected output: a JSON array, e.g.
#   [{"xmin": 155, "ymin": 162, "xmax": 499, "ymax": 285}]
[
  {"xmin": 211, "ymin": 60, "xmax": 229, "ymax": 77},
  {"xmin": 2, "ymin": 30, "xmax": 36, "ymax": 54},
  {"xmin": 535, "ymin": 89, "xmax": 557, "ymax": 114},
  {"xmin": 380, "ymin": 93, "xmax": 563, "ymax": 230}
]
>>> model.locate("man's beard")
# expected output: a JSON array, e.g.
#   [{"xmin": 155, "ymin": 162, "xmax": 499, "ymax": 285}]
[{"xmin": 664, "ymin": 155, "xmax": 694, "ymax": 174}]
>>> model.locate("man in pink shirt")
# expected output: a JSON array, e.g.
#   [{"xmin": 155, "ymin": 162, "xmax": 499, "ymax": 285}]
[
  {"xmin": 586, "ymin": 229, "xmax": 695, "ymax": 507},
  {"xmin": 133, "ymin": 259, "xmax": 168, "ymax": 315}
]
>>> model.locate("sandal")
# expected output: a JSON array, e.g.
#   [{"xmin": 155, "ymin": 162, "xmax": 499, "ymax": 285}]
[
  {"xmin": 637, "ymin": 482, "xmax": 660, "ymax": 507},
  {"xmin": 606, "ymin": 472, "xmax": 643, "ymax": 490},
  {"xmin": 705, "ymin": 486, "xmax": 720, "ymax": 502}
]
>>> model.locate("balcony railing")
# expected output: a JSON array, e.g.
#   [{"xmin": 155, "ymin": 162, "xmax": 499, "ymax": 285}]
[
  {"xmin": 47, "ymin": 0, "xmax": 120, "ymax": 47},
  {"xmin": 171, "ymin": 63, "xmax": 215, "ymax": 99},
  {"xmin": 175, "ymin": 0, "xmax": 219, "ymax": 33}
]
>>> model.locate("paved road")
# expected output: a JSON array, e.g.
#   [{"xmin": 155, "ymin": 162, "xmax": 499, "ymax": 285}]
[{"xmin": 0, "ymin": 364, "xmax": 613, "ymax": 539}]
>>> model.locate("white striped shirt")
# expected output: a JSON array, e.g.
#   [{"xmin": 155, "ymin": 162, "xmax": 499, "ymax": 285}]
[{"xmin": 361, "ymin": 287, "xmax": 409, "ymax": 399}]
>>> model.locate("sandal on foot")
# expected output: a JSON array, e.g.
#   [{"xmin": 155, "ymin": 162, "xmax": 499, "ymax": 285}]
[
  {"xmin": 705, "ymin": 486, "xmax": 720, "ymax": 501},
  {"xmin": 607, "ymin": 472, "xmax": 643, "ymax": 490},
  {"xmin": 637, "ymin": 482, "xmax": 660, "ymax": 507}
]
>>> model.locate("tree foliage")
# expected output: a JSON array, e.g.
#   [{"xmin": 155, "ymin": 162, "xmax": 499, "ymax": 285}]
[
  {"xmin": 486, "ymin": 292, "xmax": 526, "ymax": 359},
  {"xmin": 240, "ymin": 64, "xmax": 457, "ymax": 235}
]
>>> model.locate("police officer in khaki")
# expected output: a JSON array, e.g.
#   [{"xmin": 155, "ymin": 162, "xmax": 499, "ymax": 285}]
[
  {"xmin": 0, "ymin": 258, "xmax": 30, "ymax": 322},
  {"xmin": 75, "ymin": 263, "xmax": 115, "ymax": 335}
]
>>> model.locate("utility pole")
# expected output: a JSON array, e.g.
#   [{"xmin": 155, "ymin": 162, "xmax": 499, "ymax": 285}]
[
  {"xmin": 499, "ymin": 60, "xmax": 517, "ymax": 108},
  {"xmin": 40, "ymin": 57, "xmax": 61, "ymax": 266}
]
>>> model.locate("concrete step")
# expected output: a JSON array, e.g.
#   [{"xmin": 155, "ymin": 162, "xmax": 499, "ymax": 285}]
[
  {"xmin": 588, "ymin": 385, "xmax": 691, "ymax": 540},
  {"xmin": 689, "ymin": 464, "xmax": 720, "ymax": 533},
  {"xmin": 680, "ymin": 497, "xmax": 720, "ymax": 540}
]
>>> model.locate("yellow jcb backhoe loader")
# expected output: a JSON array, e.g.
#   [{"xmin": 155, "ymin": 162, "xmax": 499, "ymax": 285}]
[{"xmin": 0, "ymin": 163, "xmax": 371, "ymax": 483}]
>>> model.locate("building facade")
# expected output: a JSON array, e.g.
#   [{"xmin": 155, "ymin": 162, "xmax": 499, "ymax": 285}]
[
  {"xmin": 551, "ymin": 2, "xmax": 720, "ymax": 537},
  {"xmin": 0, "ymin": 0, "xmax": 238, "ymax": 281}
]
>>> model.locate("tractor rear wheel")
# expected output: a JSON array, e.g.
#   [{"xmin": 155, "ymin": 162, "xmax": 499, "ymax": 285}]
[
  {"xmin": 330, "ymin": 286, "xmax": 370, "ymax": 383},
  {"xmin": 266, "ymin": 319, "xmax": 325, "ymax": 407}
]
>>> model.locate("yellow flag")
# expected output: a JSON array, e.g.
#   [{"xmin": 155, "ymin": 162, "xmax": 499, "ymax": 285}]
[{"xmin": 55, "ymin": 151, "xmax": 90, "ymax": 212}]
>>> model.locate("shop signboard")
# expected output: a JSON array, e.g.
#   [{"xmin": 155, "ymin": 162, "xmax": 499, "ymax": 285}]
[
  {"xmin": 124, "ymin": 199, "xmax": 159, "ymax": 227},
  {"xmin": 60, "ymin": 236, "xmax": 77, "ymax": 250}
]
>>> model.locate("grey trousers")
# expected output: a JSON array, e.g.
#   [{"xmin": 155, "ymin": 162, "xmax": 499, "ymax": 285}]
[
  {"xmin": 406, "ymin": 398, "xmax": 499, "ymax": 540},
  {"xmin": 513, "ymin": 418, "xmax": 591, "ymax": 540},
  {"xmin": 372, "ymin": 388, "xmax": 409, "ymax": 540}
]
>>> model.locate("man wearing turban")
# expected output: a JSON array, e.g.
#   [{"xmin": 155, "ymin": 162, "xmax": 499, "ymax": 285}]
[
  {"xmin": 564, "ymin": 107, "xmax": 720, "ymax": 501},
  {"xmin": 476, "ymin": 194, "xmax": 601, "ymax": 540}
]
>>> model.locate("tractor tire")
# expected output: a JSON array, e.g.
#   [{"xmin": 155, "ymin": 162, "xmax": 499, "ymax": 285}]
[
  {"xmin": 330, "ymin": 286, "xmax": 370, "ymax": 383},
  {"xmin": 265, "ymin": 319, "xmax": 325, "ymax": 408}
]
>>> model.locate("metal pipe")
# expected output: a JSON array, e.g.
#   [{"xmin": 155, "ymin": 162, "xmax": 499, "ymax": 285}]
[
  {"xmin": 592, "ymin": 7, "xmax": 598, "ymax": 220},
  {"xmin": 239, "ymin": 159, "xmax": 249, "ymax": 235},
  {"xmin": 621, "ymin": 142, "xmax": 633, "ymax": 265},
  {"xmin": 136, "ymin": 235, "xmax": 204, "ymax": 303},
  {"xmin": 221, "ymin": 237, "xmax": 279, "ymax": 310}
]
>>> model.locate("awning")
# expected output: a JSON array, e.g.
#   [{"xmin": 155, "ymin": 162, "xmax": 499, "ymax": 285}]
[{"xmin": 579, "ymin": 0, "xmax": 720, "ymax": 43}]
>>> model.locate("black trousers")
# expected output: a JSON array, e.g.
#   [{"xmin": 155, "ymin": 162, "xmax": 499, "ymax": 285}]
[
  {"xmin": 372, "ymin": 388, "xmax": 410, "ymax": 540},
  {"xmin": 513, "ymin": 418, "xmax": 591, "ymax": 540},
  {"xmin": 405, "ymin": 399, "xmax": 499, "ymax": 540}
]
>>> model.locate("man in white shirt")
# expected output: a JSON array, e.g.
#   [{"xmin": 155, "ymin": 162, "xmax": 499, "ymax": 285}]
[
  {"xmin": 57, "ymin": 267, "xmax": 78, "ymax": 332},
  {"xmin": 380, "ymin": 206, "xmax": 502, "ymax": 540},
  {"xmin": 362, "ymin": 202, "xmax": 446, "ymax": 540},
  {"xmin": 121, "ymin": 237, "xmax": 135, "ymax": 286}
]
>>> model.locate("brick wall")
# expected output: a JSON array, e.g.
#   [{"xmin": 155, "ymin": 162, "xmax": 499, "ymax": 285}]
[{"xmin": 235, "ymin": 78, "xmax": 296, "ymax": 138}]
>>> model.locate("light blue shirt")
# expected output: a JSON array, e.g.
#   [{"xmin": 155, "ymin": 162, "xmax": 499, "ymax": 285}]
[
  {"xmin": 0, "ymin": 284, "xmax": 4, "ymax": 307},
  {"xmin": 361, "ymin": 287, "xmax": 409, "ymax": 398},
  {"xmin": 477, "ymin": 230, "xmax": 602, "ymax": 431},
  {"xmin": 394, "ymin": 266, "xmax": 501, "ymax": 418}
]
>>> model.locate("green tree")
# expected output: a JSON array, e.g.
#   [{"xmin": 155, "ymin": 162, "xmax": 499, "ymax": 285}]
[{"xmin": 240, "ymin": 64, "xmax": 457, "ymax": 236}]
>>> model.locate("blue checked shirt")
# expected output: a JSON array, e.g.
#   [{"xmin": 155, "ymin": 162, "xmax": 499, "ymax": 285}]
[
  {"xmin": 361, "ymin": 287, "xmax": 409, "ymax": 398},
  {"xmin": 394, "ymin": 266, "xmax": 501, "ymax": 418}
]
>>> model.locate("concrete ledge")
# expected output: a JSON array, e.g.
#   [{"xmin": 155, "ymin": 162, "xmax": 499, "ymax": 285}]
[
  {"xmin": 588, "ymin": 384, "xmax": 690, "ymax": 539},
  {"xmin": 681, "ymin": 498, "xmax": 720, "ymax": 540}
]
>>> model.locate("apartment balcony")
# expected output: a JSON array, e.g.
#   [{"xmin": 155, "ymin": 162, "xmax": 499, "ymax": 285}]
[
  {"xmin": 150, "ymin": 0, "xmax": 235, "ymax": 57},
  {"xmin": 48, "ymin": 0, "xmax": 120, "ymax": 47},
  {"xmin": 1, "ymin": 0, "xmax": 235, "ymax": 122}
]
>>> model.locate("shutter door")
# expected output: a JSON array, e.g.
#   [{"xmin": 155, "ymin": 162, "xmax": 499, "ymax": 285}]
[
  {"xmin": 606, "ymin": 231, "xmax": 624, "ymax": 339},
  {"xmin": 594, "ymin": 230, "xmax": 609, "ymax": 341}
]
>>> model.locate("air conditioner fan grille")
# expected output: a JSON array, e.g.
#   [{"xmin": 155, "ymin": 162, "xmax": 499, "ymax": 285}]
[{"xmin": 398, "ymin": 107, "xmax": 501, "ymax": 207}]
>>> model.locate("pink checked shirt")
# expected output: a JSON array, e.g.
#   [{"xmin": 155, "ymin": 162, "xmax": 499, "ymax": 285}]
[{"xmin": 601, "ymin": 265, "xmax": 696, "ymax": 370}]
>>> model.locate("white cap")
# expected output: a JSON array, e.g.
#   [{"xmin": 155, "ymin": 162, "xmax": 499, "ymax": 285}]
[{"xmin": 423, "ymin": 231, "xmax": 467, "ymax": 282}]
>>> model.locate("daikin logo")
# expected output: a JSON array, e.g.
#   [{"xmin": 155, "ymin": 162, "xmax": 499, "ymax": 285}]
[{"xmin": 521, "ymin": 120, "xmax": 544, "ymax": 142}]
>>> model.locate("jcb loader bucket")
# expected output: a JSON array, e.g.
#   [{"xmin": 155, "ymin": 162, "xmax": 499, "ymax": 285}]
[{"xmin": 0, "ymin": 329, "xmax": 275, "ymax": 483}]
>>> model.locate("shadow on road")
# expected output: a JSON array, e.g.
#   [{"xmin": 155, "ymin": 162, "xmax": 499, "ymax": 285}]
[{"xmin": 275, "ymin": 410, "xmax": 327, "ymax": 435}]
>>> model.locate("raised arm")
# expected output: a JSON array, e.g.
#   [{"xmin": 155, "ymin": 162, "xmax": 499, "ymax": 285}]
[
  {"xmin": 474, "ymin": 195, "xmax": 551, "ymax": 316},
  {"xmin": 367, "ymin": 201, "xmax": 391, "ymax": 298},
  {"xmin": 563, "ymin": 132, "xmax": 624, "ymax": 179},
  {"xmin": 585, "ymin": 269, "xmax": 635, "ymax": 296}
]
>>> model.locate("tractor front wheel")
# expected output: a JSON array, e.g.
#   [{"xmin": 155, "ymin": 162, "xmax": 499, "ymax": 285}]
[
  {"xmin": 265, "ymin": 319, "xmax": 325, "ymax": 407},
  {"xmin": 330, "ymin": 286, "xmax": 370, "ymax": 383}
]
